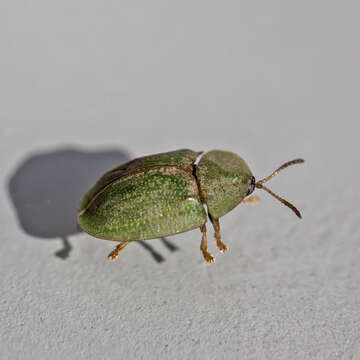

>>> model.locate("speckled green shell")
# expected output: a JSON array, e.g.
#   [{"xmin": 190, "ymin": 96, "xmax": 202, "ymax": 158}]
[
  {"xmin": 196, "ymin": 150, "xmax": 253, "ymax": 219},
  {"xmin": 78, "ymin": 149, "xmax": 207, "ymax": 241}
]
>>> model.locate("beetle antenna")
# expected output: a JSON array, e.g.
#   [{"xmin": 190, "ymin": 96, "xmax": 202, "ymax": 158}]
[
  {"xmin": 255, "ymin": 183, "xmax": 302, "ymax": 218},
  {"xmin": 256, "ymin": 159, "xmax": 304, "ymax": 186},
  {"xmin": 255, "ymin": 158, "xmax": 304, "ymax": 218}
]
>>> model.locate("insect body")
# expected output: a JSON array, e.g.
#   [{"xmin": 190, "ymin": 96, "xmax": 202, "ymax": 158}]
[{"xmin": 77, "ymin": 149, "xmax": 304, "ymax": 263}]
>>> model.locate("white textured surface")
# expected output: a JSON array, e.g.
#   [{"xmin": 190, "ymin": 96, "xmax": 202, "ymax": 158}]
[{"xmin": 1, "ymin": 2, "xmax": 360, "ymax": 359}]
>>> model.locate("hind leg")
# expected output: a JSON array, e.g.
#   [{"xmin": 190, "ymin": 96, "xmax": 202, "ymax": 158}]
[{"xmin": 108, "ymin": 241, "xmax": 130, "ymax": 260}]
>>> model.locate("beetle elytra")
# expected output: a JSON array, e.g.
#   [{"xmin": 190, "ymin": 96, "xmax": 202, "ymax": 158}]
[{"xmin": 77, "ymin": 149, "xmax": 304, "ymax": 263}]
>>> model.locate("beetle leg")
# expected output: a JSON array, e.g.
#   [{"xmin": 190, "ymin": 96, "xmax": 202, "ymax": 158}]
[
  {"xmin": 209, "ymin": 216, "xmax": 228, "ymax": 253},
  {"xmin": 243, "ymin": 195, "xmax": 260, "ymax": 204},
  {"xmin": 108, "ymin": 241, "xmax": 130, "ymax": 260},
  {"xmin": 200, "ymin": 225, "xmax": 215, "ymax": 263}
]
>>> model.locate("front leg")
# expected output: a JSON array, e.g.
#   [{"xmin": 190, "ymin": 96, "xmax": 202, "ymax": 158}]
[
  {"xmin": 243, "ymin": 195, "xmax": 260, "ymax": 204},
  {"xmin": 208, "ymin": 214, "xmax": 228, "ymax": 253}
]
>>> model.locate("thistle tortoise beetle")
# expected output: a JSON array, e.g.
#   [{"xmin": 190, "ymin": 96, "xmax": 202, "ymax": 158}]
[{"xmin": 77, "ymin": 149, "xmax": 304, "ymax": 263}]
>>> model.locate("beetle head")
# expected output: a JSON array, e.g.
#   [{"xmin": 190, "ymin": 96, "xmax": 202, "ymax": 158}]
[
  {"xmin": 246, "ymin": 176, "xmax": 256, "ymax": 196},
  {"xmin": 254, "ymin": 159, "xmax": 304, "ymax": 218}
]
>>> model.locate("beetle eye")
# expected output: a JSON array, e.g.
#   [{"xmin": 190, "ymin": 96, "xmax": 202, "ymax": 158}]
[{"xmin": 246, "ymin": 176, "xmax": 256, "ymax": 196}]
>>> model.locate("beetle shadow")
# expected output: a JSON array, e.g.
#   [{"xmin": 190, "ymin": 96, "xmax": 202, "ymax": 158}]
[
  {"xmin": 138, "ymin": 238, "xmax": 179, "ymax": 263},
  {"xmin": 7, "ymin": 146, "xmax": 179, "ymax": 262}
]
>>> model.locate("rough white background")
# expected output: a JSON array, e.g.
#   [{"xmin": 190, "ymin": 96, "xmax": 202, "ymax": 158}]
[{"xmin": 1, "ymin": 1, "xmax": 359, "ymax": 359}]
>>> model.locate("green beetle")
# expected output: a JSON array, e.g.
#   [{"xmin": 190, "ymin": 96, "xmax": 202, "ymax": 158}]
[{"xmin": 77, "ymin": 149, "xmax": 304, "ymax": 263}]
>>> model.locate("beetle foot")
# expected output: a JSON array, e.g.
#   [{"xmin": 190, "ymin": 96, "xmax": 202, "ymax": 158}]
[
  {"xmin": 108, "ymin": 249, "xmax": 119, "ymax": 260},
  {"xmin": 216, "ymin": 238, "xmax": 228, "ymax": 253},
  {"xmin": 107, "ymin": 241, "xmax": 129, "ymax": 260},
  {"xmin": 202, "ymin": 250, "xmax": 215, "ymax": 263}
]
